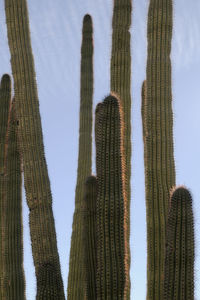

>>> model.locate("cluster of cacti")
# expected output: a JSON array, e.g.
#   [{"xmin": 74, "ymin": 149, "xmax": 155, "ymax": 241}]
[{"xmin": 0, "ymin": 0, "xmax": 195, "ymax": 299}]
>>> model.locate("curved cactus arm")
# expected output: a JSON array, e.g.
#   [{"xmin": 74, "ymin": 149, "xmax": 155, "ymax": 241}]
[
  {"xmin": 95, "ymin": 95, "xmax": 129, "ymax": 299},
  {"xmin": 164, "ymin": 186, "xmax": 194, "ymax": 300},
  {"xmin": 67, "ymin": 14, "xmax": 93, "ymax": 300}
]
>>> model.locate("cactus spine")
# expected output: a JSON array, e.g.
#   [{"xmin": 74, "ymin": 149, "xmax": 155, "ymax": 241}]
[
  {"xmin": 143, "ymin": 0, "xmax": 176, "ymax": 298},
  {"xmin": 4, "ymin": 0, "xmax": 65, "ymax": 298},
  {"xmin": 164, "ymin": 187, "xmax": 194, "ymax": 300},
  {"xmin": 83, "ymin": 176, "xmax": 97, "ymax": 299},
  {"xmin": 95, "ymin": 95, "xmax": 128, "ymax": 299},
  {"xmin": 67, "ymin": 14, "xmax": 93, "ymax": 299},
  {"xmin": 1, "ymin": 99, "xmax": 25, "ymax": 300}
]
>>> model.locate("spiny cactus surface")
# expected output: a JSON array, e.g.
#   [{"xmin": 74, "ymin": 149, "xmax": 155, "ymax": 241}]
[
  {"xmin": 4, "ymin": 1, "xmax": 64, "ymax": 298},
  {"xmin": 95, "ymin": 95, "xmax": 128, "ymax": 300},
  {"xmin": 67, "ymin": 14, "xmax": 93, "ymax": 300},
  {"xmin": 144, "ymin": 0, "xmax": 176, "ymax": 298},
  {"xmin": 164, "ymin": 186, "xmax": 194, "ymax": 300}
]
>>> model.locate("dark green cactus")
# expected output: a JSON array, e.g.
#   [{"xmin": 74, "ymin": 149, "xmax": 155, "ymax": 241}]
[
  {"xmin": 164, "ymin": 186, "xmax": 194, "ymax": 300},
  {"xmin": 36, "ymin": 263, "xmax": 64, "ymax": 300},
  {"xmin": 143, "ymin": 0, "xmax": 176, "ymax": 298},
  {"xmin": 1, "ymin": 100, "xmax": 25, "ymax": 300},
  {"xmin": 95, "ymin": 95, "xmax": 129, "ymax": 299},
  {"xmin": 67, "ymin": 14, "xmax": 93, "ymax": 300},
  {"xmin": 4, "ymin": 0, "xmax": 64, "ymax": 298},
  {"xmin": 83, "ymin": 176, "xmax": 97, "ymax": 299},
  {"xmin": 0, "ymin": 74, "xmax": 12, "ymax": 299}
]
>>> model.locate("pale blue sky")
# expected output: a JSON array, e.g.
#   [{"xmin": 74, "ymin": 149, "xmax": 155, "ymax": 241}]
[{"xmin": 0, "ymin": 0, "xmax": 200, "ymax": 299}]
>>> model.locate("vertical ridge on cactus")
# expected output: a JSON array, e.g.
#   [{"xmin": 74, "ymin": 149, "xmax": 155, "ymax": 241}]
[
  {"xmin": 83, "ymin": 176, "xmax": 97, "ymax": 299},
  {"xmin": 110, "ymin": 2, "xmax": 132, "ymax": 295},
  {"xmin": 95, "ymin": 95, "xmax": 128, "ymax": 299},
  {"xmin": 144, "ymin": 0, "xmax": 176, "ymax": 298},
  {"xmin": 164, "ymin": 186, "xmax": 194, "ymax": 300},
  {"xmin": 67, "ymin": 13, "xmax": 93, "ymax": 299},
  {"xmin": 1, "ymin": 99, "xmax": 25, "ymax": 299},
  {"xmin": 4, "ymin": 0, "xmax": 65, "ymax": 298},
  {"xmin": 0, "ymin": 74, "xmax": 12, "ymax": 299}
]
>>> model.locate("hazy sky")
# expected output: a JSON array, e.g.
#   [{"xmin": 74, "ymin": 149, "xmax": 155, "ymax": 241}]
[{"xmin": 0, "ymin": 0, "xmax": 200, "ymax": 299}]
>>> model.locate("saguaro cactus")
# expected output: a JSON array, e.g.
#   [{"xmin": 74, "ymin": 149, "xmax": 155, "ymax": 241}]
[
  {"xmin": 4, "ymin": 0, "xmax": 64, "ymax": 298},
  {"xmin": 83, "ymin": 176, "xmax": 97, "ymax": 299},
  {"xmin": 143, "ymin": 0, "xmax": 176, "ymax": 298},
  {"xmin": 95, "ymin": 95, "xmax": 129, "ymax": 299},
  {"xmin": 1, "ymin": 100, "xmax": 25, "ymax": 300},
  {"xmin": 67, "ymin": 14, "xmax": 94, "ymax": 299},
  {"xmin": 164, "ymin": 186, "xmax": 194, "ymax": 300},
  {"xmin": 0, "ymin": 74, "xmax": 12, "ymax": 299}
]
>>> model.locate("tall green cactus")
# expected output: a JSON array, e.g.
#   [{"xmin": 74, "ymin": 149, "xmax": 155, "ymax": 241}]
[
  {"xmin": 67, "ymin": 14, "xmax": 93, "ymax": 299},
  {"xmin": 83, "ymin": 176, "xmax": 97, "ymax": 299},
  {"xmin": 143, "ymin": 0, "xmax": 176, "ymax": 298},
  {"xmin": 95, "ymin": 95, "xmax": 129, "ymax": 299},
  {"xmin": 164, "ymin": 186, "xmax": 194, "ymax": 300},
  {"xmin": 0, "ymin": 74, "xmax": 12, "ymax": 299},
  {"xmin": 111, "ymin": 3, "xmax": 132, "ymax": 293},
  {"xmin": 4, "ymin": 0, "xmax": 65, "ymax": 298},
  {"xmin": 1, "ymin": 99, "xmax": 25, "ymax": 300}
]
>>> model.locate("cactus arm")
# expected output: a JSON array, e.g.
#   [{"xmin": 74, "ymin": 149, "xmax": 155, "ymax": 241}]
[
  {"xmin": 95, "ymin": 95, "xmax": 128, "ymax": 299},
  {"xmin": 4, "ymin": 1, "xmax": 65, "ymax": 298},
  {"xmin": 67, "ymin": 14, "xmax": 93, "ymax": 300},
  {"xmin": 164, "ymin": 187, "xmax": 194, "ymax": 300},
  {"xmin": 144, "ymin": 0, "xmax": 176, "ymax": 298},
  {"xmin": 2, "ymin": 99, "xmax": 26, "ymax": 299}
]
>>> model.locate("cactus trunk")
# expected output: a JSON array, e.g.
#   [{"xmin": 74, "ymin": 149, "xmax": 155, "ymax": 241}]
[
  {"xmin": 95, "ymin": 95, "xmax": 128, "ymax": 299},
  {"xmin": 164, "ymin": 187, "xmax": 194, "ymax": 300},
  {"xmin": 4, "ymin": 0, "xmax": 65, "ymax": 298},
  {"xmin": 1, "ymin": 99, "xmax": 25, "ymax": 300},
  {"xmin": 67, "ymin": 14, "xmax": 93, "ymax": 299},
  {"xmin": 143, "ymin": 0, "xmax": 176, "ymax": 298},
  {"xmin": 83, "ymin": 176, "xmax": 97, "ymax": 299}
]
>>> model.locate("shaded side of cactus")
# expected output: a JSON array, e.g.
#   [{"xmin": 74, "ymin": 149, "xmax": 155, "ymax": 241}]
[
  {"xmin": 67, "ymin": 14, "xmax": 93, "ymax": 300},
  {"xmin": 83, "ymin": 176, "xmax": 97, "ymax": 299},
  {"xmin": 110, "ymin": 3, "xmax": 132, "ymax": 292},
  {"xmin": 2, "ymin": 100, "xmax": 25, "ymax": 300},
  {"xmin": 164, "ymin": 186, "xmax": 194, "ymax": 300},
  {"xmin": 4, "ymin": 1, "xmax": 64, "ymax": 297},
  {"xmin": 36, "ymin": 263, "xmax": 64, "ymax": 300},
  {"xmin": 144, "ymin": 0, "xmax": 176, "ymax": 298},
  {"xmin": 95, "ymin": 95, "xmax": 128, "ymax": 299},
  {"xmin": 0, "ymin": 74, "xmax": 12, "ymax": 299}
]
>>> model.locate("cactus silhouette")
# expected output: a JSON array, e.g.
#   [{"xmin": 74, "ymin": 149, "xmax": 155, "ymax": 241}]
[
  {"xmin": 143, "ymin": 0, "xmax": 176, "ymax": 298},
  {"xmin": 110, "ymin": 2, "xmax": 132, "ymax": 294},
  {"xmin": 4, "ymin": 0, "xmax": 64, "ymax": 298},
  {"xmin": 83, "ymin": 176, "xmax": 98, "ymax": 299},
  {"xmin": 95, "ymin": 95, "xmax": 128, "ymax": 299},
  {"xmin": 1, "ymin": 99, "xmax": 25, "ymax": 300},
  {"xmin": 67, "ymin": 14, "xmax": 94, "ymax": 299},
  {"xmin": 163, "ymin": 186, "xmax": 194, "ymax": 300}
]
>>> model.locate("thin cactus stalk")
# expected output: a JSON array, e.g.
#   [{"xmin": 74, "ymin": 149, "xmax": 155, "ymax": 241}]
[
  {"xmin": 110, "ymin": 2, "xmax": 132, "ymax": 294},
  {"xmin": 0, "ymin": 74, "xmax": 12, "ymax": 299},
  {"xmin": 164, "ymin": 186, "xmax": 194, "ymax": 300},
  {"xmin": 83, "ymin": 176, "xmax": 97, "ymax": 300},
  {"xmin": 95, "ymin": 95, "xmax": 128, "ymax": 299},
  {"xmin": 4, "ymin": 1, "xmax": 65, "ymax": 298},
  {"xmin": 67, "ymin": 14, "xmax": 93, "ymax": 299},
  {"xmin": 143, "ymin": 0, "xmax": 176, "ymax": 298},
  {"xmin": 1, "ymin": 100, "xmax": 25, "ymax": 300}
]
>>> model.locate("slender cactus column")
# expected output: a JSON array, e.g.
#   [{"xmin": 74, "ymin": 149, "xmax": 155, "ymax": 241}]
[
  {"xmin": 67, "ymin": 14, "xmax": 93, "ymax": 299},
  {"xmin": 0, "ymin": 75, "xmax": 12, "ymax": 299},
  {"xmin": 4, "ymin": 1, "xmax": 65, "ymax": 298},
  {"xmin": 164, "ymin": 187, "xmax": 194, "ymax": 300},
  {"xmin": 95, "ymin": 95, "xmax": 128, "ymax": 299},
  {"xmin": 144, "ymin": 0, "xmax": 176, "ymax": 299},
  {"xmin": 2, "ymin": 100, "xmax": 25, "ymax": 300}
]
